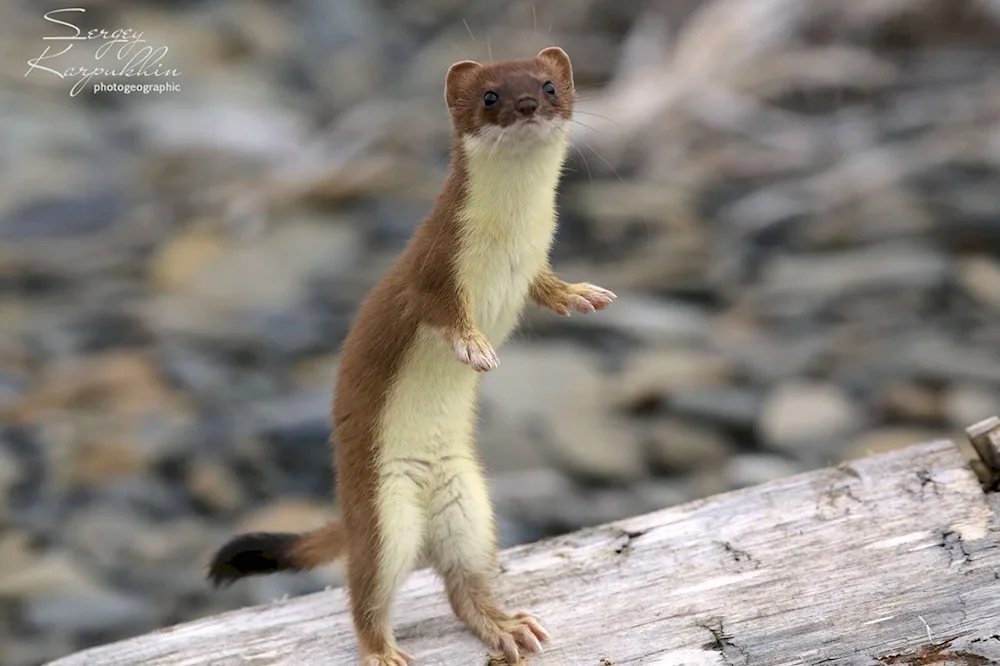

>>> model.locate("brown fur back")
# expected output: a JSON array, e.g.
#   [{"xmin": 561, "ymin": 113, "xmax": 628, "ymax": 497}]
[
  {"xmin": 330, "ymin": 152, "xmax": 470, "ymax": 605},
  {"xmin": 206, "ymin": 153, "xmax": 471, "ymax": 586}
]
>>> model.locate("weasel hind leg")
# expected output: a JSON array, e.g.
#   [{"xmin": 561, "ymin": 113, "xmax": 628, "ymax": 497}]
[
  {"xmin": 426, "ymin": 455, "xmax": 550, "ymax": 664},
  {"xmin": 348, "ymin": 472, "xmax": 425, "ymax": 666}
]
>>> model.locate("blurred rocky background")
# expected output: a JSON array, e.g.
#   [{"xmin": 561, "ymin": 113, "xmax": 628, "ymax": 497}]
[{"xmin": 3, "ymin": 0, "xmax": 1000, "ymax": 663}]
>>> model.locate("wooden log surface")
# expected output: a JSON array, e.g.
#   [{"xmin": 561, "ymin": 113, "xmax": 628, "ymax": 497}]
[{"xmin": 49, "ymin": 438, "xmax": 1000, "ymax": 666}]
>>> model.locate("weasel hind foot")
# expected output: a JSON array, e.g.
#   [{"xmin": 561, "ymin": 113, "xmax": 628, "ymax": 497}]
[
  {"xmin": 452, "ymin": 332, "xmax": 499, "ymax": 372},
  {"xmin": 565, "ymin": 283, "xmax": 616, "ymax": 315},
  {"xmin": 486, "ymin": 611, "xmax": 551, "ymax": 664},
  {"xmin": 361, "ymin": 649, "xmax": 414, "ymax": 666}
]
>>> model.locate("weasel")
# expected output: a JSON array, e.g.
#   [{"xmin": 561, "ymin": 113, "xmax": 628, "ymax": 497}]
[{"xmin": 207, "ymin": 46, "xmax": 616, "ymax": 666}]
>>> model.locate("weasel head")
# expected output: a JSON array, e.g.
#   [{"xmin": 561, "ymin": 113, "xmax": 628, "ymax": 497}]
[{"xmin": 444, "ymin": 46, "xmax": 574, "ymax": 154}]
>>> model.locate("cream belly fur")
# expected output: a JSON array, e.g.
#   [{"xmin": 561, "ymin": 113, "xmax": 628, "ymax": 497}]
[{"xmin": 372, "ymin": 131, "xmax": 569, "ymax": 601}]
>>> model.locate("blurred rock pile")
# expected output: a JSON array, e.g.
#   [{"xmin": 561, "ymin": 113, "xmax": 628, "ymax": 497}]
[{"xmin": 3, "ymin": 0, "xmax": 1000, "ymax": 663}]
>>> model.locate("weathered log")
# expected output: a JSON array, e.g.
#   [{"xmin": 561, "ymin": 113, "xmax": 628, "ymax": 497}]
[{"xmin": 50, "ymin": 422, "xmax": 1000, "ymax": 666}]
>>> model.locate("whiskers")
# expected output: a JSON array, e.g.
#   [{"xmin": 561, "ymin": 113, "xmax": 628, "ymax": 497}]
[
  {"xmin": 550, "ymin": 118, "xmax": 625, "ymax": 186},
  {"xmin": 553, "ymin": 116, "xmax": 655, "ymax": 241},
  {"xmin": 542, "ymin": 118, "xmax": 592, "ymax": 181},
  {"xmin": 487, "ymin": 127, "xmax": 508, "ymax": 161},
  {"xmin": 573, "ymin": 109, "xmax": 624, "ymax": 127}
]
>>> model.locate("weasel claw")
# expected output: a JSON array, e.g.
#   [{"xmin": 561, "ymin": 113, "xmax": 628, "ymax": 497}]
[
  {"xmin": 567, "ymin": 294, "xmax": 596, "ymax": 314},
  {"xmin": 513, "ymin": 611, "xmax": 551, "ymax": 642},
  {"xmin": 361, "ymin": 649, "xmax": 413, "ymax": 666},
  {"xmin": 568, "ymin": 283, "xmax": 616, "ymax": 314},
  {"xmin": 489, "ymin": 610, "xmax": 550, "ymax": 663}
]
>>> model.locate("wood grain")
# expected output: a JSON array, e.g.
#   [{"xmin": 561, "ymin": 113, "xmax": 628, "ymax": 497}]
[{"xmin": 49, "ymin": 439, "xmax": 1000, "ymax": 666}]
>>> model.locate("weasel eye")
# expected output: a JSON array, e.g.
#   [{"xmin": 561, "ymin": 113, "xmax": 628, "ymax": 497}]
[
  {"xmin": 483, "ymin": 91, "xmax": 499, "ymax": 107},
  {"xmin": 542, "ymin": 81, "xmax": 556, "ymax": 95}
]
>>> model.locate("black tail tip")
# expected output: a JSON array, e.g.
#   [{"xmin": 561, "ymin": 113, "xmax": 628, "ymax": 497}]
[{"xmin": 207, "ymin": 532, "xmax": 300, "ymax": 588}]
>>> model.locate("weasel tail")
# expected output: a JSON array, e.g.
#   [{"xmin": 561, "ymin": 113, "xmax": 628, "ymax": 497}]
[
  {"xmin": 206, "ymin": 521, "xmax": 346, "ymax": 585},
  {"xmin": 207, "ymin": 45, "xmax": 616, "ymax": 666}
]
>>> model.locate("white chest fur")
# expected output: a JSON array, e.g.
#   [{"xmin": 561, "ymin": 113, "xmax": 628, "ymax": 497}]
[
  {"xmin": 372, "ymin": 131, "xmax": 570, "ymax": 578},
  {"xmin": 377, "ymin": 130, "xmax": 569, "ymax": 464},
  {"xmin": 455, "ymin": 131, "xmax": 569, "ymax": 344}
]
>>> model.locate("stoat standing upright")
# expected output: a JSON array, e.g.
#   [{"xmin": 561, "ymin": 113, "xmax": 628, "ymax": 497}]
[{"xmin": 208, "ymin": 46, "xmax": 617, "ymax": 666}]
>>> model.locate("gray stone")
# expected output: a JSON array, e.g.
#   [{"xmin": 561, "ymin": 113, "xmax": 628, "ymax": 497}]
[
  {"xmin": 612, "ymin": 346, "xmax": 736, "ymax": 410},
  {"xmin": 542, "ymin": 383, "xmax": 647, "ymax": 484},
  {"xmin": 892, "ymin": 334, "xmax": 1000, "ymax": 385},
  {"xmin": 1, "ymin": 635, "xmax": 76, "ymax": 666},
  {"xmin": 712, "ymin": 326, "xmax": 829, "ymax": 383},
  {"xmin": 553, "ymin": 294, "xmax": 712, "ymax": 344},
  {"xmin": 634, "ymin": 478, "xmax": 701, "ymax": 511},
  {"xmin": 135, "ymin": 101, "xmax": 308, "ymax": 159},
  {"xmin": 490, "ymin": 468, "xmax": 574, "ymax": 512},
  {"xmin": 131, "ymin": 518, "xmax": 217, "ymax": 570},
  {"xmin": 478, "ymin": 342, "xmax": 604, "ymax": 473},
  {"xmin": 496, "ymin": 511, "xmax": 549, "ymax": 549},
  {"xmin": 548, "ymin": 487, "xmax": 647, "ymax": 531},
  {"xmin": 645, "ymin": 418, "xmax": 735, "ymax": 473},
  {"xmin": 0, "ymin": 550, "xmax": 99, "ymax": 598},
  {"xmin": 957, "ymin": 255, "xmax": 1000, "ymax": 311},
  {"xmin": 670, "ymin": 387, "xmax": 762, "ymax": 430},
  {"xmin": 877, "ymin": 380, "xmax": 943, "ymax": 422},
  {"xmin": 182, "ymin": 220, "xmax": 363, "ymax": 312},
  {"xmin": 847, "ymin": 427, "xmax": 945, "ymax": 461},
  {"xmin": 942, "ymin": 382, "xmax": 1000, "ymax": 428},
  {"xmin": 243, "ymin": 390, "xmax": 332, "ymax": 496},
  {"xmin": 0, "ymin": 370, "xmax": 28, "ymax": 409},
  {"xmin": 58, "ymin": 309, "xmax": 152, "ymax": 355},
  {"xmin": 0, "ymin": 189, "xmax": 125, "ymax": 240},
  {"xmin": 97, "ymin": 477, "xmax": 193, "ymax": 521},
  {"xmin": 186, "ymin": 457, "xmax": 246, "ymax": 514},
  {"xmin": 23, "ymin": 586, "xmax": 157, "ymax": 635},
  {"xmin": 66, "ymin": 507, "xmax": 156, "ymax": 570},
  {"xmin": 0, "ymin": 442, "xmax": 25, "ymax": 500},
  {"xmin": 156, "ymin": 344, "xmax": 234, "ymax": 398},
  {"xmin": 759, "ymin": 380, "xmax": 865, "ymax": 454},
  {"xmin": 725, "ymin": 453, "xmax": 805, "ymax": 489},
  {"xmin": 768, "ymin": 244, "xmax": 950, "ymax": 295},
  {"xmin": 244, "ymin": 307, "xmax": 350, "ymax": 360}
]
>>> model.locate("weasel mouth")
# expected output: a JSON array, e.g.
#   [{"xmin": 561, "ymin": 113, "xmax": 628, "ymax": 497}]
[
  {"xmin": 513, "ymin": 117, "xmax": 549, "ymax": 131},
  {"xmin": 464, "ymin": 117, "xmax": 566, "ymax": 154}
]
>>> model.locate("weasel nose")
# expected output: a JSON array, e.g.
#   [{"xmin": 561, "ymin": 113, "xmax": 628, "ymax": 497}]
[{"xmin": 516, "ymin": 97, "xmax": 538, "ymax": 117}]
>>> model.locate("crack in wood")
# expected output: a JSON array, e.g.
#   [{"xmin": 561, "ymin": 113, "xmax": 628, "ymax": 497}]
[
  {"xmin": 940, "ymin": 530, "xmax": 974, "ymax": 567},
  {"xmin": 719, "ymin": 541, "xmax": 759, "ymax": 570},
  {"xmin": 877, "ymin": 636, "xmax": 992, "ymax": 665},
  {"xmin": 837, "ymin": 463, "xmax": 862, "ymax": 481},
  {"xmin": 613, "ymin": 528, "xmax": 649, "ymax": 555},
  {"xmin": 698, "ymin": 617, "xmax": 749, "ymax": 666},
  {"xmin": 817, "ymin": 479, "xmax": 862, "ymax": 518},
  {"xmin": 910, "ymin": 469, "xmax": 944, "ymax": 499}
]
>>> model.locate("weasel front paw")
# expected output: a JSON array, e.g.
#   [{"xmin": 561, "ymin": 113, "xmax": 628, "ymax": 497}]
[
  {"xmin": 453, "ymin": 332, "xmax": 499, "ymax": 372},
  {"xmin": 564, "ymin": 283, "xmax": 616, "ymax": 315}
]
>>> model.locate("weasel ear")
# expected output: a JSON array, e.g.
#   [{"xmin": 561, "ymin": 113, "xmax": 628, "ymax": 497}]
[
  {"xmin": 537, "ymin": 46, "xmax": 573, "ymax": 88},
  {"xmin": 445, "ymin": 60, "xmax": 482, "ymax": 108}
]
